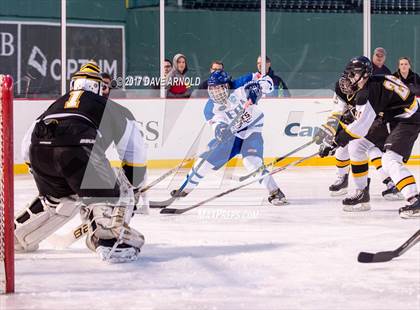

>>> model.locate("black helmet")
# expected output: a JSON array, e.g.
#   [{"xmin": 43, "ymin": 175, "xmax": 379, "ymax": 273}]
[{"xmin": 339, "ymin": 56, "xmax": 373, "ymax": 95}]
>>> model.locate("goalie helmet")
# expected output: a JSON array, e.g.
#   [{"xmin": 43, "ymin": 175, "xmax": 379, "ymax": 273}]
[
  {"xmin": 339, "ymin": 56, "xmax": 372, "ymax": 95},
  {"xmin": 207, "ymin": 70, "xmax": 231, "ymax": 105},
  {"xmin": 70, "ymin": 61, "xmax": 103, "ymax": 96}
]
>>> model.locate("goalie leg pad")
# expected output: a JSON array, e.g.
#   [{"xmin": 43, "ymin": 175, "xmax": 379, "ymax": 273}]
[
  {"xmin": 82, "ymin": 203, "xmax": 145, "ymax": 255},
  {"xmin": 14, "ymin": 196, "xmax": 80, "ymax": 252}
]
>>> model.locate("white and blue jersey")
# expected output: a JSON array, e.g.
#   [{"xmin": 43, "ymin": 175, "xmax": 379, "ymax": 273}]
[{"xmin": 207, "ymin": 76, "xmax": 274, "ymax": 140}]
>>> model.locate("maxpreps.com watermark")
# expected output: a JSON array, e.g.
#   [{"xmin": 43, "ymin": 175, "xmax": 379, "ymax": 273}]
[
  {"xmin": 114, "ymin": 75, "xmax": 201, "ymax": 88},
  {"xmin": 197, "ymin": 209, "xmax": 260, "ymax": 220}
]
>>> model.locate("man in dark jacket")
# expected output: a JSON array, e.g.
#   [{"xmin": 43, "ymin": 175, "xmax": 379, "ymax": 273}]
[
  {"xmin": 372, "ymin": 47, "xmax": 391, "ymax": 75},
  {"xmin": 256, "ymin": 56, "xmax": 290, "ymax": 97}
]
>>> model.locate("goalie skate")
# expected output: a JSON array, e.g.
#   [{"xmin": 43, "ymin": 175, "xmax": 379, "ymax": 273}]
[
  {"xmin": 329, "ymin": 174, "xmax": 348, "ymax": 196},
  {"xmin": 96, "ymin": 245, "xmax": 140, "ymax": 263},
  {"xmin": 342, "ymin": 179, "xmax": 370, "ymax": 212}
]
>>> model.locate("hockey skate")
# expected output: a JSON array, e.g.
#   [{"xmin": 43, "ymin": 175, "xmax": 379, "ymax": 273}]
[
  {"xmin": 399, "ymin": 195, "xmax": 420, "ymax": 219},
  {"xmin": 96, "ymin": 245, "xmax": 140, "ymax": 263},
  {"xmin": 381, "ymin": 177, "xmax": 404, "ymax": 201},
  {"xmin": 170, "ymin": 189, "xmax": 190, "ymax": 198},
  {"xmin": 342, "ymin": 179, "xmax": 370, "ymax": 212},
  {"xmin": 268, "ymin": 188, "xmax": 288, "ymax": 206},
  {"xmin": 329, "ymin": 173, "xmax": 348, "ymax": 196}
]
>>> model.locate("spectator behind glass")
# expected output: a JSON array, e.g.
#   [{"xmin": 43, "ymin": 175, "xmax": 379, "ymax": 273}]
[
  {"xmin": 198, "ymin": 60, "xmax": 224, "ymax": 90},
  {"xmin": 372, "ymin": 47, "xmax": 391, "ymax": 75},
  {"xmin": 166, "ymin": 53, "xmax": 192, "ymax": 98},
  {"xmin": 255, "ymin": 56, "xmax": 290, "ymax": 97},
  {"xmin": 152, "ymin": 58, "xmax": 172, "ymax": 90},
  {"xmin": 163, "ymin": 58, "xmax": 172, "ymax": 76},
  {"xmin": 393, "ymin": 57, "xmax": 420, "ymax": 96},
  {"xmin": 100, "ymin": 72, "xmax": 112, "ymax": 99}
]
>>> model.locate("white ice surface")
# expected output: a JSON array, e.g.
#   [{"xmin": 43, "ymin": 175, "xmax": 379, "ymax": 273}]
[{"xmin": 2, "ymin": 166, "xmax": 420, "ymax": 310}]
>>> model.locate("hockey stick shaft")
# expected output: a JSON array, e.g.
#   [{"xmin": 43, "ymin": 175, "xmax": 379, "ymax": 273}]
[
  {"xmin": 395, "ymin": 228, "xmax": 420, "ymax": 257},
  {"xmin": 161, "ymin": 152, "xmax": 319, "ymax": 214},
  {"xmin": 140, "ymin": 156, "xmax": 195, "ymax": 193},
  {"xmin": 237, "ymin": 139, "xmax": 315, "ymax": 182},
  {"xmin": 148, "ymin": 123, "xmax": 206, "ymax": 208}
]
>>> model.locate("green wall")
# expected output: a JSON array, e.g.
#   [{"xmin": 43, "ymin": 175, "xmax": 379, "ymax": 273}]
[
  {"xmin": 0, "ymin": 0, "xmax": 126, "ymax": 22},
  {"xmin": 2, "ymin": 1, "xmax": 420, "ymax": 92}
]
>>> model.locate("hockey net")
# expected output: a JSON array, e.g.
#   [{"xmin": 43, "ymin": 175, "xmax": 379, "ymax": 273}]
[{"xmin": 0, "ymin": 74, "xmax": 14, "ymax": 294}]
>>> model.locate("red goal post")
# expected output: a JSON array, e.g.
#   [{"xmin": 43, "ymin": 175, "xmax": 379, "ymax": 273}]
[{"xmin": 0, "ymin": 74, "xmax": 14, "ymax": 294}]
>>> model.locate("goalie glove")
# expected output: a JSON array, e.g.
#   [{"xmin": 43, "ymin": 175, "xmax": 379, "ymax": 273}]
[{"xmin": 244, "ymin": 81, "xmax": 262, "ymax": 105}]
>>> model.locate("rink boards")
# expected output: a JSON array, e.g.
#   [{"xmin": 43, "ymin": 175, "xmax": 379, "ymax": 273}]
[{"xmin": 13, "ymin": 97, "xmax": 420, "ymax": 173}]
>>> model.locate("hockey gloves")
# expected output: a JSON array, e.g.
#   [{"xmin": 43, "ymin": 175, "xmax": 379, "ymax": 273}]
[
  {"xmin": 314, "ymin": 116, "xmax": 340, "ymax": 145},
  {"xmin": 319, "ymin": 137, "xmax": 338, "ymax": 157},
  {"xmin": 215, "ymin": 122, "xmax": 231, "ymax": 141},
  {"xmin": 244, "ymin": 81, "xmax": 262, "ymax": 105}
]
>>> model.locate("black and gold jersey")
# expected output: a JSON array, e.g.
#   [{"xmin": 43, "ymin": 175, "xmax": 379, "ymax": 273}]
[
  {"xmin": 356, "ymin": 75, "xmax": 418, "ymax": 121},
  {"xmin": 336, "ymin": 75, "xmax": 419, "ymax": 146},
  {"xmin": 23, "ymin": 90, "xmax": 147, "ymax": 184},
  {"xmin": 36, "ymin": 90, "xmax": 135, "ymax": 148}
]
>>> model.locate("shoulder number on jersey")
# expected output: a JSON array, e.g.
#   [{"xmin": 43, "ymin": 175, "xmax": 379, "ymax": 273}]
[
  {"xmin": 383, "ymin": 75, "xmax": 410, "ymax": 100},
  {"xmin": 64, "ymin": 90, "xmax": 84, "ymax": 109}
]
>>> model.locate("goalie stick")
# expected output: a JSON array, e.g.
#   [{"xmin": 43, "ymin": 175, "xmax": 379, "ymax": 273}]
[
  {"xmin": 160, "ymin": 152, "xmax": 319, "ymax": 215},
  {"xmin": 150, "ymin": 100, "xmax": 252, "ymax": 209},
  {"xmin": 47, "ymin": 223, "xmax": 88, "ymax": 249},
  {"xmin": 358, "ymin": 229, "xmax": 420, "ymax": 263},
  {"xmin": 230, "ymin": 139, "xmax": 315, "ymax": 182}
]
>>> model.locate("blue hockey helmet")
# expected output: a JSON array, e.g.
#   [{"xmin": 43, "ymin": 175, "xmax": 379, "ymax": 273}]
[
  {"xmin": 207, "ymin": 70, "xmax": 231, "ymax": 104},
  {"xmin": 207, "ymin": 70, "xmax": 231, "ymax": 87}
]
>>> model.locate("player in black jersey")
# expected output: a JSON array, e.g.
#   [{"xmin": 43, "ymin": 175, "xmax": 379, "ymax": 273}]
[
  {"xmin": 317, "ymin": 56, "xmax": 420, "ymax": 218},
  {"xmin": 15, "ymin": 62, "xmax": 147, "ymax": 262},
  {"xmin": 316, "ymin": 80, "xmax": 402, "ymax": 210}
]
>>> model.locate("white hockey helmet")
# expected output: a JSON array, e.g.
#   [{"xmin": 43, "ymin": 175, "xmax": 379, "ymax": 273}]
[{"xmin": 70, "ymin": 61, "xmax": 103, "ymax": 96}]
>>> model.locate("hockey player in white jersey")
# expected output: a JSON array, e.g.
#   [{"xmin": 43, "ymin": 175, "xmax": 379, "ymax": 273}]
[{"xmin": 170, "ymin": 70, "xmax": 287, "ymax": 205}]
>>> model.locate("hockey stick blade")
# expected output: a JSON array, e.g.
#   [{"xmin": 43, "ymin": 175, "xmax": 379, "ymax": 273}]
[
  {"xmin": 149, "ymin": 197, "xmax": 177, "ymax": 208},
  {"xmin": 358, "ymin": 251, "xmax": 397, "ymax": 263},
  {"xmin": 358, "ymin": 229, "xmax": 420, "ymax": 263},
  {"xmin": 160, "ymin": 207, "xmax": 181, "ymax": 214},
  {"xmin": 160, "ymin": 152, "xmax": 319, "ymax": 215}
]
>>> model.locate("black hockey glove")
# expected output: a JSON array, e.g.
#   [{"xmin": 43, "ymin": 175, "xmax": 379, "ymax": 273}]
[
  {"xmin": 313, "ymin": 116, "xmax": 340, "ymax": 145},
  {"xmin": 244, "ymin": 81, "xmax": 262, "ymax": 105},
  {"xmin": 319, "ymin": 137, "xmax": 338, "ymax": 158},
  {"xmin": 215, "ymin": 122, "xmax": 231, "ymax": 141}
]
